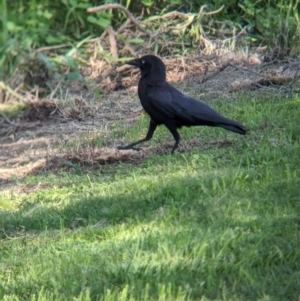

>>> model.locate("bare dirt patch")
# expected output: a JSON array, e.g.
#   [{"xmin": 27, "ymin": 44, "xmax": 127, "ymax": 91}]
[
  {"xmin": 49, "ymin": 138, "xmax": 233, "ymax": 168},
  {"xmin": 1, "ymin": 51, "xmax": 299, "ymax": 190}
]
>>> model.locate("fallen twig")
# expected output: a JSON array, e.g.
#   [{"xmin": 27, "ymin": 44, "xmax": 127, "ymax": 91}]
[
  {"xmin": 36, "ymin": 44, "xmax": 70, "ymax": 52},
  {"xmin": 107, "ymin": 26, "xmax": 118, "ymax": 60},
  {"xmin": 0, "ymin": 111, "xmax": 19, "ymax": 126},
  {"xmin": 201, "ymin": 63, "xmax": 229, "ymax": 84},
  {"xmin": 87, "ymin": 4, "xmax": 151, "ymax": 36},
  {"xmin": 147, "ymin": 5, "xmax": 224, "ymax": 21},
  {"xmin": 289, "ymin": 69, "xmax": 300, "ymax": 88}
]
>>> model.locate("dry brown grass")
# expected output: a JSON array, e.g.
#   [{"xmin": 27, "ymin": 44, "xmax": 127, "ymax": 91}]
[
  {"xmin": 229, "ymin": 69, "xmax": 295, "ymax": 92},
  {"xmin": 1, "ymin": 48, "xmax": 299, "ymax": 187}
]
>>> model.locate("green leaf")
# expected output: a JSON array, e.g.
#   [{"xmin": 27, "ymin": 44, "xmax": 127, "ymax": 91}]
[
  {"xmin": 6, "ymin": 21, "xmax": 22, "ymax": 32},
  {"xmin": 37, "ymin": 53, "xmax": 56, "ymax": 72},
  {"xmin": 170, "ymin": 0, "xmax": 182, "ymax": 4},
  {"xmin": 43, "ymin": 10, "xmax": 53, "ymax": 20},
  {"xmin": 87, "ymin": 16, "xmax": 98, "ymax": 25},
  {"xmin": 116, "ymin": 34, "xmax": 126, "ymax": 43},
  {"xmin": 23, "ymin": 37, "xmax": 34, "ymax": 47},
  {"xmin": 87, "ymin": 16, "xmax": 110, "ymax": 28},
  {"xmin": 63, "ymin": 55, "xmax": 78, "ymax": 69},
  {"xmin": 66, "ymin": 72, "xmax": 83, "ymax": 81},
  {"xmin": 63, "ymin": 160, "xmax": 75, "ymax": 167},
  {"xmin": 96, "ymin": 17, "xmax": 110, "ymax": 28},
  {"xmin": 129, "ymin": 38, "xmax": 145, "ymax": 44},
  {"xmin": 141, "ymin": 0, "xmax": 154, "ymax": 7},
  {"xmin": 97, "ymin": 50, "xmax": 116, "ymax": 62},
  {"xmin": 45, "ymin": 35, "xmax": 60, "ymax": 44},
  {"xmin": 154, "ymin": 42, "xmax": 159, "ymax": 55},
  {"xmin": 77, "ymin": 3, "xmax": 90, "ymax": 9}
]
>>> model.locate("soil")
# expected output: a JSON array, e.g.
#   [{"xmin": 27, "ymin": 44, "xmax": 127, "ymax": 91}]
[{"xmin": 1, "ymin": 51, "xmax": 299, "ymax": 192}]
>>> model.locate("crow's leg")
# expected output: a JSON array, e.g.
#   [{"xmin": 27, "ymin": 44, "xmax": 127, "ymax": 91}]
[
  {"xmin": 117, "ymin": 119, "xmax": 157, "ymax": 151},
  {"xmin": 165, "ymin": 126, "xmax": 180, "ymax": 154}
]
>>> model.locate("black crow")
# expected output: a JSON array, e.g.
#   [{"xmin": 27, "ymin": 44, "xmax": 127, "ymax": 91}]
[{"xmin": 118, "ymin": 55, "xmax": 246, "ymax": 154}]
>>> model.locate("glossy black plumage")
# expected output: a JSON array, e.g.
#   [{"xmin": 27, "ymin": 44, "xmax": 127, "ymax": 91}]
[{"xmin": 118, "ymin": 55, "xmax": 246, "ymax": 154}]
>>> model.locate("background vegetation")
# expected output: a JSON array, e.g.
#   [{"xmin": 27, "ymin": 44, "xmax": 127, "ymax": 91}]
[{"xmin": 0, "ymin": 0, "xmax": 299, "ymax": 84}]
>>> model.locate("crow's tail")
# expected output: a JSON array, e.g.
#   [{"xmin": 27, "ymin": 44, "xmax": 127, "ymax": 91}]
[{"xmin": 219, "ymin": 123, "xmax": 247, "ymax": 135}]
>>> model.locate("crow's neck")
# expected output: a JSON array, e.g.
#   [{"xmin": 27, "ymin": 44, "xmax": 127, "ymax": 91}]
[{"xmin": 141, "ymin": 71, "xmax": 166, "ymax": 84}]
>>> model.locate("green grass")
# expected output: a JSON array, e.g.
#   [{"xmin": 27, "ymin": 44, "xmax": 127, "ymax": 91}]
[
  {"xmin": 0, "ymin": 103, "xmax": 29, "ymax": 118},
  {"xmin": 1, "ymin": 92, "xmax": 300, "ymax": 301}
]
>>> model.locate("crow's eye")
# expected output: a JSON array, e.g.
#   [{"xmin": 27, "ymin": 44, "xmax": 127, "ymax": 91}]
[{"xmin": 141, "ymin": 60, "xmax": 145, "ymax": 64}]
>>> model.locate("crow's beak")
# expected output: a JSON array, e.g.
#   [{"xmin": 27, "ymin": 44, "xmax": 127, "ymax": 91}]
[{"xmin": 126, "ymin": 58, "xmax": 141, "ymax": 67}]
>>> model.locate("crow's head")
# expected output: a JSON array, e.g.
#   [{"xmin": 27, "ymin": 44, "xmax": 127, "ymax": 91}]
[{"xmin": 126, "ymin": 55, "xmax": 166, "ymax": 82}]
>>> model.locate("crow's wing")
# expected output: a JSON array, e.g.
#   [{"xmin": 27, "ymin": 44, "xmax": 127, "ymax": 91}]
[{"xmin": 146, "ymin": 84, "xmax": 230, "ymax": 125}]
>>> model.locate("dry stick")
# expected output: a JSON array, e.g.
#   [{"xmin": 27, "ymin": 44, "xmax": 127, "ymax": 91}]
[
  {"xmin": 148, "ymin": 11, "xmax": 193, "ymax": 21},
  {"xmin": 148, "ymin": 5, "xmax": 224, "ymax": 43},
  {"xmin": 117, "ymin": 19, "xmax": 131, "ymax": 34},
  {"xmin": 123, "ymin": 45, "xmax": 136, "ymax": 57},
  {"xmin": 0, "ymin": 111, "xmax": 19, "ymax": 126},
  {"xmin": 36, "ymin": 44, "xmax": 70, "ymax": 52},
  {"xmin": 200, "ymin": 65, "xmax": 209, "ymax": 84},
  {"xmin": 36, "ymin": 37, "xmax": 108, "ymax": 53},
  {"xmin": 99, "ymin": 30, "xmax": 108, "ymax": 41},
  {"xmin": 87, "ymin": 4, "xmax": 151, "ymax": 37},
  {"xmin": 289, "ymin": 69, "xmax": 300, "ymax": 88},
  {"xmin": 147, "ymin": 5, "xmax": 224, "ymax": 21},
  {"xmin": 281, "ymin": 64, "xmax": 290, "ymax": 74},
  {"xmin": 201, "ymin": 63, "xmax": 229, "ymax": 84},
  {"xmin": 107, "ymin": 26, "xmax": 118, "ymax": 60},
  {"xmin": 169, "ymin": 5, "xmax": 224, "ymax": 31},
  {"xmin": 170, "ymin": 16, "xmax": 196, "ymax": 31},
  {"xmin": 200, "ymin": 5, "xmax": 224, "ymax": 15},
  {"xmin": 229, "ymin": 64, "xmax": 266, "ymax": 78},
  {"xmin": 116, "ymin": 65, "xmax": 132, "ymax": 73}
]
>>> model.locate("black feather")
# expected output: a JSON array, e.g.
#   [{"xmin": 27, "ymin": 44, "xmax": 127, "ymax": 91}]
[{"xmin": 118, "ymin": 55, "xmax": 246, "ymax": 154}]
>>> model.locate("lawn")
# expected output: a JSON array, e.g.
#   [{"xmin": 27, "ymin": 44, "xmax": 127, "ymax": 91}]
[{"xmin": 1, "ymin": 92, "xmax": 300, "ymax": 301}]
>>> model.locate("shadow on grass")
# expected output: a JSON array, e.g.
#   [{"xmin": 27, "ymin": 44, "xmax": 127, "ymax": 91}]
[{"xmin": 1, "ymin": 164, "xmax": 300, "ymax": 301}]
